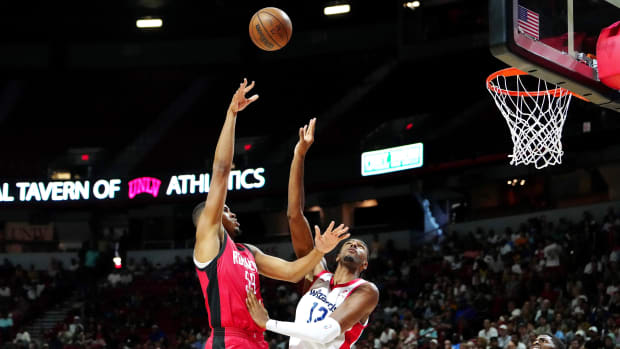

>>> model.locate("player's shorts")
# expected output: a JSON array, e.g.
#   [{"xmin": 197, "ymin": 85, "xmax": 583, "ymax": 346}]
[{"xmin": 204, "ymin": 328, "xmax": 268, "ymax": 349}]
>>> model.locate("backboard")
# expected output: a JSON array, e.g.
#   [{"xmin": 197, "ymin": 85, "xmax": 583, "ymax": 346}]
[{"xmin": 489, "ymin": 0, "xmax": 620, "ymax": 112}]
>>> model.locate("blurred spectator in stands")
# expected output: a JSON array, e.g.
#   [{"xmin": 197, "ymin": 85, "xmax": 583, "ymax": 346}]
[
  {"xmin": 584, "ymin": 326, "xmax": 601, "ymax": 349},
  {"xmin": 574, "ymin": 330, "xmax": 586, "ymax": 347},
  {"xmin": 535, "ymin": 299, "xmax": 554, "ymax": 324},
  {"xmin": 476, "ymin": 337, "xmax": 488, "ymax": 349},
  {"xmin": 543, "ymin": 238, "xmax": 562, "ymax": 285},
  {"xmin": 24, "ymin": 283, "xmax": 38, "ymax": 301},
  {"xmin": 27, "ymin": 265, "xmax": 39, "ymax": 282},
  {"xmin": 379, "ymin": 320, "xmax": 397, "ymax": 344},
  {"xmin": 13, "ymin": 329, "xmax": 30, "ymax": 347},
  {"xmin": 370, "ymin": 234, "xmax": 381, "ymax": 262},
  {"xmin": 69, "ymin": 315, "xmax": 84, "ymax": 336},
  {"xmin": 420, "ymin": 319, "xmax": 438, "ymax": 345},
  {"xmin": 399, "ymin": 319, "xmax": 417, "ymax": 346},
  {"xmin": 603, "ymin": 333, "xmax": 615, "ymax": 348},
  {"xmin": 535, "ymin": 312, "xmax": 552, "ymax": 335},
  {"xmin": 462, "ymin": 341, "xmax": 475, "ymax": 349},
  {"xmin": 478, "ymin": 319, "xmax": 498, "ymax": 341},
  {"xmin": 107, "ymin": 270, "xmax": 122, "ymax": 287},
  {"xmin": 148, "ymin": 324, "xmax": 166, "ymax": 346},
  {"xmin": 47, "ymin": 258, "xmax": 59, "ymax": 278},
  {"xmin": 0, "ymin": 282, "xmax": 11, "ymax": 307},
  {"xmin": 57, "ymin": 323, "xmax": 73, "ymax": 344},
  {"xmin": 489, "ymin": 336, "xmax": 500, "ymax": 349},
  {"xmin": 0, "ymin": 312, "xmax": 13, "ymax": 340},
  {"xmin": 68, "ymin": 258, "xmax": 79, "ymax": 273},
  {"xmin": 498, "ymin": 324, "xmax": 511, "ymax": 348},
  {"xmin": 567, "ymin": 338, "xmax": 582, "ymax": 349}
]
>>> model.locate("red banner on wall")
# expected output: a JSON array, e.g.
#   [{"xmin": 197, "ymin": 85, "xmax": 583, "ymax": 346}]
[{"xmin": 4, "ymin": 222, "xmax": 54, "ymax": 241}]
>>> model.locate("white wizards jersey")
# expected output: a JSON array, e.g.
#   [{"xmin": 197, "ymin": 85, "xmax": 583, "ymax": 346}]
[{"xmin": 289, "ymin": 271, "xmax": 369, "ymax": 349}]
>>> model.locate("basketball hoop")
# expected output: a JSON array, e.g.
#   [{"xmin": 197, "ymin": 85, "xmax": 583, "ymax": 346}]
[{"xmin": 486, "ymin": 68, "xmax": 587, "ymax": 169}]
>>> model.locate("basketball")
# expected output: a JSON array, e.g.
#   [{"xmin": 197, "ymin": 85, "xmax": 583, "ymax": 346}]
[{"xmin": 249, "ymin": 7, "xmax": 292, "ymax": 51}]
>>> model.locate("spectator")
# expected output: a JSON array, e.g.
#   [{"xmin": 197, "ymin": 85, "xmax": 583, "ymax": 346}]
[
  {"xmin": 478, "ymin": 319, "xmax": 499, "ymax": 341},
  {"xmin": 574, "ymin": 330, "xmax": 586, "ymax": 347},
  {"xmin": 603, "ymin": 333, "xmax": 615, "ymax": 348},
  {"xmin": 69, "ymin": 316, "xmax": 84, "ymax": 336},
  {"xmin": 489, "ymin": 336, "xmax": 500, "ymax": 349},
  {"xmin": 148, "ymin": 324, "xmax": 167, "ymax": 345},
  {"xmin": 13, "ymin": 330, "xmax": 31, "ymax": 346},
  {"xmin": 476, "ymin": 337, "xmax": 488, "ymax": 349},
  {"xmin": 68, "ymin": 258, "xmax": 79, "ymax": 272},
  {"xmin": 107, "ymin": 271, "xmax": 122, "ymax": 287},
  {"xmin": 57, "ymin": 323, "xmax": 73, "ymax": 345},
  {"xmin": 420, "ymin": 320, "xmax": 438, "ymax": 344},
  {"xmin": 543, "ymin": 239, "xmax": 562, "ymax": 284},
  {"xmin": 584, "ymin": 326, "xmax": 601, "ymax": 349},
  {"xmin": 0, "ymin": 283, "xmax": 10, "ymax": 299},
  {"xmin": 462, "ymin": 341, "xmax": 475, "ymax": 349},
  {"xmin": 535, "ymin": 316, "xmax": 551, "ymax": 335},
  {"xmin": 568, "ymin": 338, "xmax": 582, "ymax": 349},
  {"xmin": 498, "ymin": 324, "xmax": 511, "ymax": 348},
  {"xmin": 379, "ymin": 323, "xmax": 397, "ymax": 344},
  {"xmin": 0, "ymin": 312, "xmax": 13, "ymax": 339}
]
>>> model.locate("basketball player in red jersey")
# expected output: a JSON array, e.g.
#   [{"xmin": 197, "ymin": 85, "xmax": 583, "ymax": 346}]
[
  {"xmin": 193, "ymin": 81, "xmax": 351, "ymax": 349},
  {"xmin": 246, "ymin": 118, "xmax": 379, "ymax": 349}
]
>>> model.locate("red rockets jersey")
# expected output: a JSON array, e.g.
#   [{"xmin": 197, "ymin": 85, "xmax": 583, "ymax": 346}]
[{"xmin": 195, "ymin": 233, "xmax": 265, "ymax": 333}]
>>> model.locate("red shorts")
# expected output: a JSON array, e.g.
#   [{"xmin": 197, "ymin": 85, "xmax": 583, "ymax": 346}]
[{"xmin": 205, "ymin": 328, "xmax": 268, "ymax": 349}]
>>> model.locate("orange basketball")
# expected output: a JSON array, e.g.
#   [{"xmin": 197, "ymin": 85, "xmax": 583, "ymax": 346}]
[{"xmin": 249, "ymin": 7, "xmax": 292, "ymax": 51}]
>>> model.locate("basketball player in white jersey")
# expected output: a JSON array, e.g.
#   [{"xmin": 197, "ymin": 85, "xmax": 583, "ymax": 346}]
[{"xmin": 246, "ymin": 118, "xmax": 379, "ymax": 349}]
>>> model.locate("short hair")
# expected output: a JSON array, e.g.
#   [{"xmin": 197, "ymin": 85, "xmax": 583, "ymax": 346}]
[{"xmin": 192, "ymin": 202, "xmax": 206, "ymax": 227}]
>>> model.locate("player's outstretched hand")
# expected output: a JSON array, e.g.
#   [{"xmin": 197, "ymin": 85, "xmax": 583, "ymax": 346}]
[
  {"xmin": 314, "ymin": 221, "xmax": 350, "ymax": 254},
  {"xmin": 294, "ymin": 117, "xmax": 316, "ymax": 156},
  {"xmin": 246, "ymin": 290, "xmax": 269, "ymax": 329},
  {"xmin": 229, "ymin": 78, "xmax": 259, "ymax": 114}
]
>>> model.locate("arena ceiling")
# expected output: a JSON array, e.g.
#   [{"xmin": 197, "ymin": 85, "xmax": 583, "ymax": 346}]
[{"xmin": 0, "ymin": 0, "xmax": 618, "ymax": 187}]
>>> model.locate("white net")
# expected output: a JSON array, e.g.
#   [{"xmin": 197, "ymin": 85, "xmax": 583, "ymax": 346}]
[{"xmin": 487, "ymin": 71, "xmax": 573, "ymax": 169}]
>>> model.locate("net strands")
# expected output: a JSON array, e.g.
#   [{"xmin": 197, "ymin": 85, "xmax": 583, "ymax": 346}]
[{"xmin": 487, "ymin": 69, "xmax": 573, "ymax": 169}]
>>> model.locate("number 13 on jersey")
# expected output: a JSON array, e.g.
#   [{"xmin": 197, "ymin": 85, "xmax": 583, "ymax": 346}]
[{"xmin": 307, "ymin": 302, "xmax": 328, "ymax": 323}]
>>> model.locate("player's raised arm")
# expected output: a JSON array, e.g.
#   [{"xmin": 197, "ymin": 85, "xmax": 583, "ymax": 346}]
[
  {"xmin": 194, "ymin": 79, "xmax": 258, "ymax": 263},
  {"xmin": 287, "ymin": 118, "xmax": 316, "ymax": 259},
  {"xmin": 246, "ymin": 282, "xmax": 379, "ymax": 344},
  {"xmin": 246, "ymin": 221, "xmax": 349, "ymax": 283}
]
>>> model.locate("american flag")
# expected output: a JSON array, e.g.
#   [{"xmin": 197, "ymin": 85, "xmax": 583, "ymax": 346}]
[{"xmin": 518, "ymin": 5, "xmax": 539, "ymax": 40}]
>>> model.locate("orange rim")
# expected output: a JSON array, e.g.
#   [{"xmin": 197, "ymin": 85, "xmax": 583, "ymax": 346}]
[{"xmin": 487, "ymin": 67, "xmax": 590, "ymax": 102}]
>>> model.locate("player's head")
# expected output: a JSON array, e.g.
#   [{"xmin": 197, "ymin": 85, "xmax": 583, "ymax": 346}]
[
  {"xmin": 335, "ymin": 238, "xmax": 369, "ymax": 274},
  {"xmin": 529, "ymin": 334, "xmax": 564, "ymax": 349},
  {"xmin": 192, "ymin": 202, "xmax": 241, "ymax": 237}
]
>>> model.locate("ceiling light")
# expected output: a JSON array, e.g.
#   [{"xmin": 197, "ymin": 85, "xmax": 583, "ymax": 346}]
[
  {"xmin": 324, "ymin": 4, "xmax": 351, "ymax": 16},
  {"xmin": 136, "ymin": 18, "xmax": 163, "ymax": 29},
  {"xmin": 404, "ymin": 1, "xmax": 421, "ymax": 9}
]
